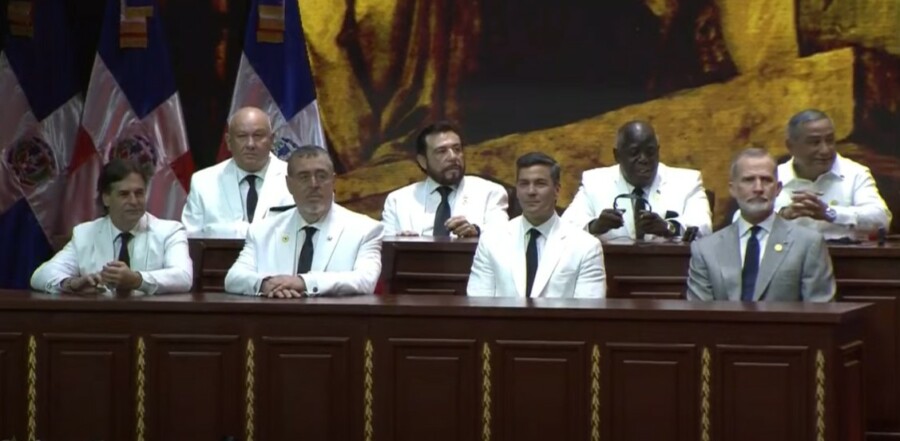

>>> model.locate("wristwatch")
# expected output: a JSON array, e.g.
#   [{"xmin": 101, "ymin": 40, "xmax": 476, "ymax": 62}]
[{"xmin": 824, "ymin": 207, "xmax": 837, "ymax": 223}]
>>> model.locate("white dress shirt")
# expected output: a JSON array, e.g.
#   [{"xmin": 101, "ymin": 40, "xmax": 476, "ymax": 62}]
[
  {"xmin": 735, "ymin": 212, "xmax": 776, "ymax": 267},
  {"xmin": 775, "ymin": 154, "xmax": 891, "ymax": 239},
  {"xmin": 522, "ymin": 214, "xmax": 557, "ymax": 261}
]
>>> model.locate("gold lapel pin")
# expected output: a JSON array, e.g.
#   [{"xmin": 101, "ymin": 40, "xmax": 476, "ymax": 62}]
[
  {"xmin": 281, "ymin": 234, "xmax": 289, "ymax": 243},
  {"xmin": 774, "ymin": 243, "xmax": 784, "ymax": 252}
]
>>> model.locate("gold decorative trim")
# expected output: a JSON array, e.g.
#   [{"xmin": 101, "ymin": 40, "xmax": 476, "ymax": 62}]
[
  {"xmin": 481, "ymin": 342, "xmax": 492, "ymax": 441},
  {"xmin": 27, "ymin": 335, "xmax": 36, "ymax": 441},
  {"xmin": 815, "ymin": 350, "xmax": 826, "ymax": 441},
  {"xmin": 136, "ymin": 337, "xmax": 146, "ymax": 441},
  {"xmin": 364, "ymin": 339, "xmax": 374, "ymax": 441},
  {"xmin": 590, "ymin": 344, "xmax": 600, "ymax": 441},
  {"xmin": 245, "ymin": 339, "xmax": 256, "ymax": 441},
  {"xmin": 700, "ymin": 347, "xmax": 711, "ymax": 441}
]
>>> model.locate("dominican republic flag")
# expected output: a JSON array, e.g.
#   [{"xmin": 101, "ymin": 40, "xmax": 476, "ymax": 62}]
[
  {"xmin": 224, "ymin": 0, "xmax": 325, "ymax": 160},
  {"xmin": 0, "ymin": 0, "xmax": 82, "ymax": 288},
  {"xmin": 67, "ymin": 0, "xmax": 194, "ymax": 224}
]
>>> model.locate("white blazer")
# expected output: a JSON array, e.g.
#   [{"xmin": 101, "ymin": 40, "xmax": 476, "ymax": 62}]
[
  {"xmin": 467, "ymin": 215, "xmax": 606, "ymax": 298},
  {"xmin": 30, "ymin": 214, "xmax": 193, "ymax": 295},
  {"xmin": 562, "ymin": 163, "xmax": 712, "ymax": 240},
  {"xmin": 224, "ymin": 203, "xmax": 383, "ymax": 296},
  {"xmin": 381, "ymin": 175, "xmax": 509, "ymax": 236},
  {"xmin": 181, "ymin": 154, "xmax": 294, "ymax": 238}
]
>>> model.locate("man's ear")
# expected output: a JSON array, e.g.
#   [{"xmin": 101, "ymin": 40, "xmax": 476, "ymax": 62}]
[
  {"xmin": 415, "ymin": 154, "xmax": 427, "ymax": 172},
  {"xmin": 612, "ymin": 147, "xmax": 620, "ymax": 163}
]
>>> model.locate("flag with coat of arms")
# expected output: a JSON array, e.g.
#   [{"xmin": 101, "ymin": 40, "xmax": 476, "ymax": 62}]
[
  {"xmin": 223, "ymin": 0, "xmax": 326, "ymax": 160},
  {"xmin": 66, "ymin": 0, "xmax": 194, "ymax": 227},
  {"xmin": 0, "ymin": 0, "xmax": 82, "ymax": 288}
]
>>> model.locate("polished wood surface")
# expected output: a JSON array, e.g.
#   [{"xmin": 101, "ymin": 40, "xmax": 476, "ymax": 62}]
[{"xmin": 0, "ymin": 292, "xmax": 868, "ymax": 441}]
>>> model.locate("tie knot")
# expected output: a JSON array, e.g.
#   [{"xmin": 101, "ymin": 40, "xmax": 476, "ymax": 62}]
[
  {"xmin": 529, "ymin": 228, "xmax": 541, "ymax": 239},
  {"xmin": 118, "ymin": 232, "xmax": 133, "ymax": 243},
  {"xmin": 302, "ymin": 225, "xmax": 318, "ymax": 235},
  {"xmin": 632, "ymin": 187, "xmax": 644, "ymax": 197},
  {"xmin": 436, "ymin": 186, "xmax": 453, "ymax": 199},
  {"xmin": 749, "ymin": 225, "xmax": 762, "ymax": 237},
  {"xmin": 245, "ymin": 175, "xmax": 258, "ymax": 185}
]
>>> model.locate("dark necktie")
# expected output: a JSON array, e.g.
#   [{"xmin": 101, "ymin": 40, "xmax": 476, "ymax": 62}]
[
  {"xmin": 525, "ymin": 228, "xmax": 541, "ymax": 297},
  {"xmin": 632, "ymin": 187, "xmax": 647, "ymax": 240},
  {"xmin": 118, "ymin": 232, "xmax": 133, "ymax": 266},
  {"xmin": 741, "ymin": 226, "xmax": 762, "ymax": 301},
  {"xmin": 297, "ymin": 226, "xmax": 317, "ymax": 274},
  {"xmin": 245, "ymin": 175, "xmax": 259, "ymax": 223},
  {"xmin": 433, "ymin": 186, "xmax": 453, "ymax": 236}
]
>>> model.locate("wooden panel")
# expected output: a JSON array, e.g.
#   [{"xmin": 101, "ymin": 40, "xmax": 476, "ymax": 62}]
[
  {"xmin": 607, "ymin": 276, "xmax": 688, "ymax": 300},
  {"xmin": 385, "ymin": 338, "xmax": 478, "ymax": 441},
  {"xmin": 841, "ymin": 289, "xmax": 898, "ymax": 432},
  {"xmin": 716, "ymin": 345, "xmax": 810, "ymax": 441},
  {"xmin": 188, "ymin": 239, "xmax": 242, "ymax": 292},
  {"xmin": 840, "ymin": 341, "xmax": 866, "ymax": 441},
  {"xmin": 605, "ymin": 343, "xmax": 698, "ymax": 441},
  {"xmin": 42, "ymin": 333, "xmax": 132, "ymax": 441},
  {"xmin": 494, "ymin": 340, "xmax": 587, "ymax": 441},
  {"xmin": 147, "ymin": 334, "xmax": 242, "ymax": 441},
  {"xmin": 256, "ymin": 336, "xmax": 353, "ymax": 441},
  {"xmin": 0, "ymin": 333, "xmax": 25, "ymax": 441}
]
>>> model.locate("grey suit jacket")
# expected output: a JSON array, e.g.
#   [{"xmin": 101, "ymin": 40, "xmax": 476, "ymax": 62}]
[{"xmin": 686, "ymin": 216, "xmax": 835, "ymax": 302}]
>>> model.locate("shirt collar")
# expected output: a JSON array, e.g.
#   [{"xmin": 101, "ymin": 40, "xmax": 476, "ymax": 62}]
[
  {"xmin": 783, "ymin": 154, "xmax": 844, "ymax": 184},
  {"xmin": 235, "ymin": 155, "xmax": 271, "ymax": 182},
  {"xmin": 108, "ymin": 213, "xmax": 149, "ymax": 237},
  {"xmin": 523, "ymin": 212, "xmax": 558, "ymax": 239},
  {"xmin": 618, "ymin": 165, "xmax": 661, "ymax": 196},
  {"xmin": 736, "ymin": 211, "xmax": 776, "ymax": 238},
  {"xmin": 296, "ymin": 203, "xmax": 334, "ymax": 232},
  {"xmin": 425, "ymin": 175, "xmax": 461, "ymax": 195}
]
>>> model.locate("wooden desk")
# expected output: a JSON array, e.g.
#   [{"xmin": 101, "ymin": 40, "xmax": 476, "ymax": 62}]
[
  {"xmin": 188, "ymin": 238, "xmax": 243, "ymax": 291},
  {"xmin": 0, "ymin": 292, "xmax": 867, "ymax": 441}
]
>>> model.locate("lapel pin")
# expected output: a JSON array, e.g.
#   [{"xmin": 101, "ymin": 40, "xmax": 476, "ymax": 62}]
[
  {"xmin": 774, "ymin": 243, "xmax": 784, "ymax": 252},
  {"xmin": 281, "ymin": 234, "xmax": 289, "ymax": 243},
  {"xmin": 327, "ymin": 236, "xmax": 333, "ymax": 241},
  {"xmin": 830, "ymin": 200, "xmax": 838, "ymax": 206}
]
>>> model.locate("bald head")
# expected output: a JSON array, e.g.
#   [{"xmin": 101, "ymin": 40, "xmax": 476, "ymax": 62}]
[
  {"xmin": 227, "ymin": 107, "xmax": 274, "ymax": 173},
  {"xmin": 614, "ymin": 120, "xmax": 660, "ymax": 188}
]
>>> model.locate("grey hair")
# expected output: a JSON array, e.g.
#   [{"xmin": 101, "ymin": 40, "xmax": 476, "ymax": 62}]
[
  {"xmin": 287, "ymin": 145, "xmax": 333, "ymax": 174},
  {"xmin": 729, "ymin": 147, "xmax": 776, "ymax": 180},
  {"xmin": 786, "ymin": 109, "xmax": 830, "ymax": 141}
]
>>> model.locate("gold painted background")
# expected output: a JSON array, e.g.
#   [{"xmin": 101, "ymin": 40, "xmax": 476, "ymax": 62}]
[{"xmin": 293, "ymin": 0, "xmax": 900, "ymax": 229}]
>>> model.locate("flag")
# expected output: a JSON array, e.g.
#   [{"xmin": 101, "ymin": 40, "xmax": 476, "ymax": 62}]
[
  {"xmin": 0, "ymin": 0, "xmax": 83, "ymax": 288},
  {"xmin": 68, "ymin": 0, "xmax": 194, "ymax": 225},
  {"xmin": 223, "ymin": 0, "xmax": 326, "ymax": 160}
]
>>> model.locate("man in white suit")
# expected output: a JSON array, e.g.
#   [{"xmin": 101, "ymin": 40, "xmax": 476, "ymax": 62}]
[
  {"xmin": 381, "ymin": 121, "xmax": 508, "ymax": 237},
  {"xmin": 562, "ymin": 121, "xmax": 712, "ymax": 240},
  {"xmin": 225, "ymin": 145, "xmax": 383, "ymax": 298},
  {"xmin": 181, "ymin": 107, "xmax": 294, "ymax": 238},
  {"xmin": 687, "ymin": 148, "xmax": 835, "ymax": 302},
  {"xmin": 31, "ymin": 159, "xmax": 193, "ymax": 296},
  {"xmin": 468, "ymin": 152, "xmax": 606, "ymax": 298}
]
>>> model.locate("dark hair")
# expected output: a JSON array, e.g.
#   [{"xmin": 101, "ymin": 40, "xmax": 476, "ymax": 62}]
[
  {"xmin": 415, "ymin": 120, "xmax": 462, "ymax": 157},
  {"xmin": 96, "ymin": 158, "xmax": 151, "ymax": 211},
  {"xmin": 729, "ymin": 147, "xmax": 775, "ymax": 180},
  {"xmin": 516, "ymin": 152, "xmax": 561, "ymax": 185},
  {"xmin": 787, "ymin": 109, "xmax": 831, "ymax": 141},
  {"xmin": 286, "ymin": 145, "xmax": 334, "ymax": 174}
]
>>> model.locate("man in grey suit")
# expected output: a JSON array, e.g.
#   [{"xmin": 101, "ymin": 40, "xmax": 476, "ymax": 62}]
[{"xmin": 687, "ymin": 148, "xmax": 835, "ymax": 302}]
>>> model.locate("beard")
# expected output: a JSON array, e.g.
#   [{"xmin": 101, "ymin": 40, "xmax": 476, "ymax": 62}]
[
  {"xmin": 738, "ymin": 200, "xmax": 773, "ymax": 218},
  {"xmin": 428, "ymin": 164, "xmax": 465, "ymax": 186}
]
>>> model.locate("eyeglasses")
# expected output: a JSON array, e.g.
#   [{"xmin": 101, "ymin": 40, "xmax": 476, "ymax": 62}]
[
  {"xmin": 612, "ymin": 193, "xmax": 652, "ymax": 213},
  {"xmin": 289, "ymin": 171, "xmax": 334, "ymax": 185}
]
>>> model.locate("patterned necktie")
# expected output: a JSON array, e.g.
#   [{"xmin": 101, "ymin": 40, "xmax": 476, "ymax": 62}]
[
  {"xmin": 433, "ymin": 186, "xmax": 453, "ymax": 236},
  {"xmin": 118, "ymin": 232, "xmax": 133, "ymax": 266},
  {"xmin": 245, "ymin": 175, "xmax": 259, "ymax": 222},
  {"xmin": 526, "ymin": 228, "xmax": 541, "ymax": 297},
  {"xmin": 741, "ymin": 226, "xmax": 762, "ymax": 301},
  {"xmin": 297, "ymin": 226, "xmax": 317, "ymax": 274},
  {"xmin": 632, "ymin": 187, "xmax": 647, "ymax": 240}
]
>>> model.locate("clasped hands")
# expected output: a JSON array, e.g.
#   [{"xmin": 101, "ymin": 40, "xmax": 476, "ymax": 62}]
[
  {"xmin": 397, "ymin": 215, "xmax": 479, "ymax": 237},
  {"xmin": 589, "ymin": 208, "xmax": 673, "ymax": 237},
  {"xmin": 62, "ymin": 261, "xmax": 142, "ymax": 295},
  {"xmin": 260, "ymin": 275, "xmax": 307, "ymax": 298},
  {"xmin": 779, "ymin": 190, "xmax": 829, "ymax": 221}
]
